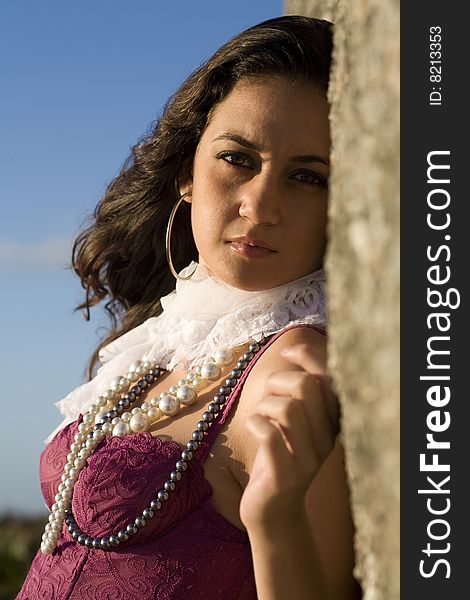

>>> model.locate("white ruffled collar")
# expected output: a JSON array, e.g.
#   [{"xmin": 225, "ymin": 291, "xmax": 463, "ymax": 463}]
[{"xmin": 47, "ymin": 261, "xmax": 327, "ymax": 442}]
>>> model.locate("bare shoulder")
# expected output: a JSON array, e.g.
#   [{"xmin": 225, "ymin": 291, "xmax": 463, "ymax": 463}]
[
  {"xmin": 229, "ymin": 326, "xmax": 327, "ymax": 482},
  {"xmin": 243, "ymin": 326, "xmax": 326, "ymax": 397},
  {"xmin": 262, "ymin": 325, "xmax": 327, "ymax": 361},
  {"xmin": 241, "ymin": 325, "xmax": 326, "ymax": 405}
]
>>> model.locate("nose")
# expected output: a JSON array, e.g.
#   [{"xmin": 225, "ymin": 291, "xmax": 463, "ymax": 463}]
[{"xmin": 238, "ymin": 170, "xmax": 281, "ymax": 225}]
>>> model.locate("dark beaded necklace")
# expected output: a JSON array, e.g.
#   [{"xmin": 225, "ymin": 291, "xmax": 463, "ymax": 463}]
[{"xmin": 65, "ymin": 338, "xmax": 266, "ymax": 550}]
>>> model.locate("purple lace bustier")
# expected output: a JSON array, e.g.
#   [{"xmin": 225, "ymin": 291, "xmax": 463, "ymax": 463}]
[{"xmin": 18, "ymin": 324, "xmax": 325, "ymax": 599}]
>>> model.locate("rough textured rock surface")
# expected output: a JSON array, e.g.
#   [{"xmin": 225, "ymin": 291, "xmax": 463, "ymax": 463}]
[{"xmin": 285, "ymin": 2, "xmax": 400, "ymax": 599}]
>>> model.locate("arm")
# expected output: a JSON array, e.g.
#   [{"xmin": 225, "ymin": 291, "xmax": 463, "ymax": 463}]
[
  {"xmin": 236, "ymin": 328, "xmax": 360, "ymax": 599},
  {"xmin": 248, "ymin": 504, "xmax": 329, "ymax": 599}
]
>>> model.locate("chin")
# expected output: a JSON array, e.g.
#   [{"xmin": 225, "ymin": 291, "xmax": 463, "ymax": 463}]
[
  {"xmin": 215, "ymin": 264, "xmax": 290, "ymax": 292},
  {"xmin": 201, "ymin": 252, "xmax": 314, "ymax": 291}
]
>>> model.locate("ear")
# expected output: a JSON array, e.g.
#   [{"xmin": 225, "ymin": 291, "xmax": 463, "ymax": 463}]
[{"xmin": 176, "ymin": 158, "xmax": 194, "ymax": 202}]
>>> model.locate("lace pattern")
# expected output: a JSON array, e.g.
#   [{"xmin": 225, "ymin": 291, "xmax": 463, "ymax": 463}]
[
  {"xmin": 20, "ymin": 324, "xmax": 325, "ymax": 598},
  {"xmin": 22, "ymin": 418, "xmax": 255, "ymax": 600},
  {"xmin": 48, "ymin": 263, "xmax": 326, "ymax": 442}
]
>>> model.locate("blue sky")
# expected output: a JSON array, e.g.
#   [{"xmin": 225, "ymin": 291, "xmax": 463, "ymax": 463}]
[{"xmin": 0, "ymin": 0, "xmax": 282, "ymax": 515}]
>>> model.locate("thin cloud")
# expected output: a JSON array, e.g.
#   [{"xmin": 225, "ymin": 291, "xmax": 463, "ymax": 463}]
[{"xmin": 0, "ymin": 236, "xmax": 73, "ymax": 268}]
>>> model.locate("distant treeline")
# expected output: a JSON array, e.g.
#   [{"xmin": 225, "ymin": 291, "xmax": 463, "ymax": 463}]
[{"xmin": 0, "ymin": 513, "xmax": 47, "ymax": 599}]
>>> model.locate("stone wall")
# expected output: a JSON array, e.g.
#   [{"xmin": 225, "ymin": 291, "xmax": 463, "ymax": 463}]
[{"xmin": 284, "ymin": 2, "xmax": 400, "ymax": 599}]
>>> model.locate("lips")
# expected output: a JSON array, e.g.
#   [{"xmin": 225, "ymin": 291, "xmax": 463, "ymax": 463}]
[{"xmin": 226, "ymin": 236, "xmax": 276, "ymax": 259}]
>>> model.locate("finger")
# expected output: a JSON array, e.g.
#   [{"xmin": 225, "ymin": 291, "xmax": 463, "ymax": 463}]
[
  {"xmin": 280, "ymin": 342, "xmax": 340, "ymax": 427},
  {"xmin": 280, "ymin": 342, "xmax": 326, "ymax": 373},
  {"xmin": 256, "ymin": 393, "xmax": 336, "ymax": 463},
  {"xmin": 245, "ymin": 413, "xmax": 294, "ymax": 475},
  {"xmin": 267, "ymin": 362, "xmax": 339, "ymax": 431},
  {"xmin": 316, "ymin": 374, "xmax": 340, "ymax": 433},
  {"xmin": 265, "ymin": 370, "xmax": 336, "ymax": 426},
  {"xmin": 254, "ymin": 394, "xmax": 318, "ymax": 460},
  {"xmin": 265, "ymin": 368, "xmax": 321, "ymax": 398}
]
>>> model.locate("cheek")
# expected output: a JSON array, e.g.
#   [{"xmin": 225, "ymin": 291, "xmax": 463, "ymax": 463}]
[
  {"xmin": 191, "ymin": 198, "xmax": 231, "ymax": 248},
  {"xmin": 289, "ymin": 202, "xmax": 327, "ymax": 234},
  {"xmin": 191, "ymin": 178, "xmax": 237, "ymax": 232},
  {"xmin": 291, "ymin": 206, "xmax": 327, "ymax": 254}
]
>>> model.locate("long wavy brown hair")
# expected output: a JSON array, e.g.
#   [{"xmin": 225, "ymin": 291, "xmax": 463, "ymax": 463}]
[{"xmin": 72, "ymin": 15, "xmax": 333, "ymax": 379}]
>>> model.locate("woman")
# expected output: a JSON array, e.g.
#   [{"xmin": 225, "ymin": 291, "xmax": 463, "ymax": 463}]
[{"xmin": 19, "ymin": 16, "xmax": 361, "ymax": 599}]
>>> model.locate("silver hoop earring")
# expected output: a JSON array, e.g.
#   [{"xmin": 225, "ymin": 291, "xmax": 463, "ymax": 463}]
[{"xmin": 166, "ymin": 192, "xmax": 196, "ymax": 281}]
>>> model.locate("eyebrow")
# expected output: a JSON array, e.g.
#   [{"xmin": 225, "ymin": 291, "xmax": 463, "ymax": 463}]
[{"xmin": 212, "ymin": 133, "xmax": 330, "ymax": 167}]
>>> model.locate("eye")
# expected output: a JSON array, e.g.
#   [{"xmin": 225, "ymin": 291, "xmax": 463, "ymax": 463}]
[
  {"xmin": 291, "ymin": 170, "xmax": 328, "ymax": 189},
  {"xmin": 216, "ymin": 151, "xmax": 253, "ymax": 169}
]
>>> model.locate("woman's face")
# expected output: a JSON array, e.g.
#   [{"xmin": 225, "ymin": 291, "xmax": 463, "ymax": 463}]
[{"xmin": 180, "ymin": 76, "xmax": 330, "ymax": 291}]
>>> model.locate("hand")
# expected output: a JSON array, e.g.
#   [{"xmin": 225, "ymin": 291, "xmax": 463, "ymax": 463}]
[{"xmin": 239, "ymin": 342, "xmax": 340, "ymax": 532}]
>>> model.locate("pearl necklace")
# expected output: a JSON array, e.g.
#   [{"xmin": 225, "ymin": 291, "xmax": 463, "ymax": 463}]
[{"xmin": 40, "ymin": 338, "xmax": 265, "ymax": 555}]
